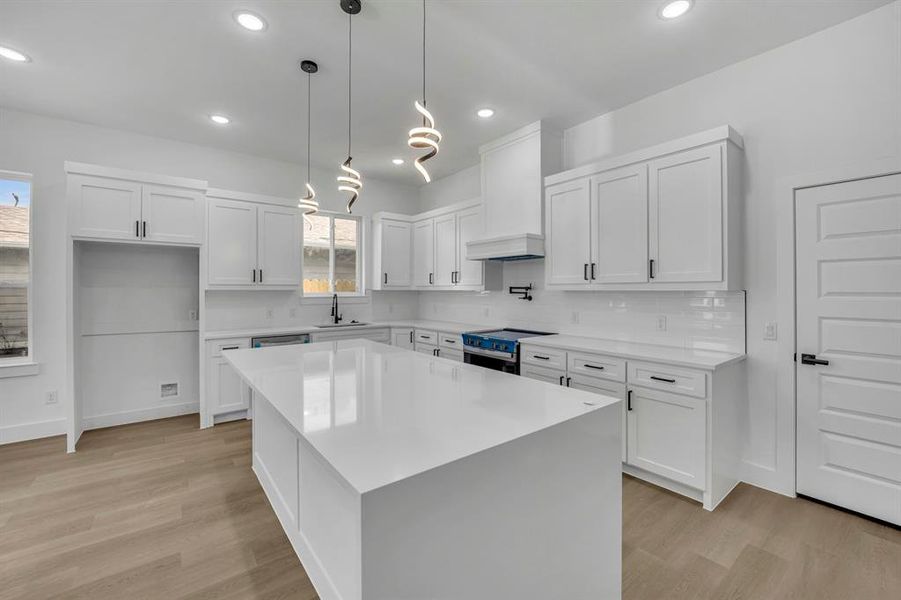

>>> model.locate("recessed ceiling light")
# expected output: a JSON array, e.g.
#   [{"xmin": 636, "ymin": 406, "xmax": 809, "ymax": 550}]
[
  {"xmin": 209, "ymin": 114, "xmax": 230, "ymax": 125},
  {"xmin": 392, "ymin": 158, "xmax": 405, "ymax": 165},
  {"xmin": 477, "ymin": 108, "xmax": 495, "ymax": 119},
  {"xmin": 659, "ymin": 0, "xmax": 693, "ymax": 20},
  {"xmin": 234, "ymin": 10, "xmax": 267, "ymax": 31},
  {"xmin": 0, "ymin": 45, "xmax": 30, "ymax": 62}
]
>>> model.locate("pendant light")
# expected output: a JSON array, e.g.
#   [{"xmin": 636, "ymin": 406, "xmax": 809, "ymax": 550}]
[
  {"xmin": 337, "ymin": 0, "xmax": 363, "ymax": 213},
  {"xmin": 299, "ymin": 59, "xmax": 319, "ymax": 217},
  {"xmin": 407, "ymin": 0, "xmax": 441, "ymax": 183}
]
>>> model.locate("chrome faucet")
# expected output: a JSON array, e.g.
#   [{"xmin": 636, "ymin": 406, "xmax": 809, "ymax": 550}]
[{"xmin": 330, "ymin": 294, "xmax": 343, "ymax": 325}]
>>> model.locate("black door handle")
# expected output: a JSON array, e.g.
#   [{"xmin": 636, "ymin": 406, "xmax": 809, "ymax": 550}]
[
  {"xmin": 383, "ymin": 273, "xmax": 388, "ymax": 285},
  {"xmin": 135, "ymin": 220, "xmax": 140, "ymax": 238},
  {"xmin": 409, "ymin": 331, "xmax": 413, "ymax": 344},
  {"xmin": 649, "ymin": 259, "xmax": 656, "ymax": 279},
  {"xmin": 258, "ymin": 269, "xmax": 262, "ymax": 283},
  {"xmin": 252, "ymin": 269, "xmax": 256, "ymax": 283},
  {"xmin": 590, "ymin": 263, "xmax": 596, "ymax": 280},
  {"xmin": 429, "ymin": 272, "xmax": 433, "ymax": 285},
  {"xmin": 583, "ymin": 263, "xmax": 589, "ymax": 281},
  {"xmin": 559, "ymin": 375, "xmax": 564, "ymax": 386},
  {"xmin": 627, "ymin": 389, "xmax": 633, "ymax": 411},
  {"xmin": 566, "ymin": 376, "xmax": 571, "ymax": 387},
  {"xmin": 800, "ymin": 353, "xmax": 829, "ymax": 366},
  {"xmin": 142, "ymin": 221, "xmax": 147, "ymax": 238}
]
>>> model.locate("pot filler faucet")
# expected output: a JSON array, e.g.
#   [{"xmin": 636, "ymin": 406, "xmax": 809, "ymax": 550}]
[{"xmin": 331, "ymin": 294, "xmax": 343, "ymax": 325}]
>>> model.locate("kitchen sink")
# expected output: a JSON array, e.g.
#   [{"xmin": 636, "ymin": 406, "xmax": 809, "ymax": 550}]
[{"xmin": 315, "ymin": 321, "xmax": 369, "ymax": 328}]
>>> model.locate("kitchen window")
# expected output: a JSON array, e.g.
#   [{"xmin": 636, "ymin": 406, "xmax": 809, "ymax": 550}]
[
  {"xmin": 302, "ymin": 212, "xmax": 363, "ymax": 296},
  {"xmin": 0, "ymin": 171, "xmax": 34, "ymax": 370}
]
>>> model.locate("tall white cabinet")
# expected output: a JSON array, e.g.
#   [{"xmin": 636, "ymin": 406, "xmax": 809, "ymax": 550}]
[
  {"xmin": 372, "ymin": 217, "xmax": 413, "ymax": 289},
  {"xmin": 544, "ymin": 126, "xmax": 743, "ymax": 291},
  {"xmin": 206, "ymin": 189, "xmax": 301, "ymax": 289}
]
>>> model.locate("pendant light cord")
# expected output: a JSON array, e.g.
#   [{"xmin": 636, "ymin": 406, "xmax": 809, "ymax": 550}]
[
  {"xmin": 422, "ymin": 0, "xmax": 426, "ymax": 109},
  {"xmin": 347, "ymin": 11, "xmax": 352, "ymax": 157},
  {"xmin": 307, "ymin": 71, "xmax": 312, "ymax": 183}
]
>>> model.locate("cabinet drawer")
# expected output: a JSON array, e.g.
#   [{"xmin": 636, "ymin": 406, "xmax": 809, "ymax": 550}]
[
  {"xmin": 415, "ymin": 343, "xmax": 439, "ymax": 356},
  {"xmin": 438, "ymin": 347, "xmax": 464, "ymax": 362},
  {"xmin": 628, "ymin": 361, "xmax": 707, "ymax": 398},
  {"xmin": 438, "ymin": 332, "xmax": 463, "ymax": 350},
  {"xmin": 209, "ymin": 338, "xmax": 250, "ymax": 358},
  {"xmin": 520, "ymin": 363, "xmax": 566, "ymax": 386},
  {"xmin": 567, "ymin": 352, "xmax": 625, "ymax": 382},
  {"xmin": 521, "ymin": 345, "xmax": 567, "ymax": 370},
  {"xmin": 414, "ymin": 329, "xmax": 438, "ymax": 344}
]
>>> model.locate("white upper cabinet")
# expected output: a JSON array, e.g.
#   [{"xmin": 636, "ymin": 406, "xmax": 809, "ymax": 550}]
[
  {"xmin": 67, "ymin": 165, "xmax": 205, "ymax": 246},
  {"xmin": 206, "ymin": 193, "xmax": 301, "ymax": 289},
  {"xmin": 648, "ymin": 145, "xmax": 722, "ymax": 283},
  {"xmin": 257, "ymin": 205, "xmax": 301, "ymax": 286},
  {"xmin": 433, "ymin": 214, "xmax": 457, "ymax": 286},
  {"xmin": 373, "ymin": 218, "xmax": 412, "ymax": 289},
  {"xmin": 412, "ymin": 219, "xmax": 435, "ymax": 287},
  {"xmin": 592, "ymin": 165, "xmax": 648, "ymax": 284},
  {"xmin": 70, "ymin": 175, "xmax": 143, "ymax": 241},
  {"xmin": 208, "ymin": 199, "xmax": 257, "ymax": 285},
  {"xmin": 455, "ymin": 205, "xmax": 484, "ymax": 287},
  {"xmin": 545, "ymin": 179, "xmax": 592, "ymax": 286},
  {"xmin": 543, "ymin": 126, "xmax": 743, "ymax": 291},
  {"xmin": 372, "ymin": 200, "xmax": 497, "ymax": 292},
  {"xmin": 142, "ymin": 184, "xmax": 204, "ymax": 245}
]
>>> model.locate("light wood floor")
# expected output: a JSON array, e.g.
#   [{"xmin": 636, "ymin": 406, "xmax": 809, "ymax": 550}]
[{"xmin": 1, "ymin": 416, "xmax": 898, "ymax": 600}]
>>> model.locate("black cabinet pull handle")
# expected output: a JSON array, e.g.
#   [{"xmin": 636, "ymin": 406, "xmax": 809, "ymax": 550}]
[
  {"xmin": 383, "ymin": 273, "xmax": 388, "ymax": 285},
  {"xmin": 135, "ymin": 220, "xmax": 140, "ymax": 238},
  {"xmin": 650, "ymin": 375, "xmax": 676, "ymax": 384},
  {"xmin": 222, "ymin": 346, "xmax": 239, "ymax": 351},
  {"xmin": 429, "ymin": 272, "xmax": 433, "ymax": 285},
  {"xmin": 409, "ymin": 331, "xmax": 413, "ymax": 344},
  {"xmin": 252, "ymin": 269, "xmax": 256, "ymax": 283},
  {"xmin": 534, "ymin": 355, "xmax": 549, "ymax": 360},
  {"xmin": 800, "ymin": 353, "xmax": 829, "ymax": 366},
  {"xmin": 649, "ymin": 259, "xmax": 656, "ymax": 279},
  {"xmin": 627, "ymin": 389, "xmax": 633, "ymax": 411},
  {"xmin": 142, "ymin": 221, "xmax": 147, "ymax": 238},
  {"xmin": 583, "ymin": 364, "xmax": 604, "ymax": 370},
  {"xmin": 258, "ymin": 269, "xmax": 263, "ymax": 283},
  {"xmin": 583, "ymin": 263, "xmax": 589, "ymax": 281},
  {"xmin": 590, "ymin": 263, "xmax": 596, "ymax": 280},
  {"xmin": 566, "ymin": 377, "xmax": 571, "ymax": 387},
  {"xmin": 419, "ymin": 335, "xmax": 429, "ymax": 339},
  {"xmin": 559, "ymin": 375, "xmax": 564, "ymax": 386}
]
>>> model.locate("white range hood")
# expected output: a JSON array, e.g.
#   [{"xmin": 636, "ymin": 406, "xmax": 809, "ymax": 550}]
[{"xmin": 466, "ymin": 121, "xmax": 561, "ymax": 261}]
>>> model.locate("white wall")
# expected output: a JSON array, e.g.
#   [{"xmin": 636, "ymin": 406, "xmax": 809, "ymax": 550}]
[
  {"xmin": 417, "ymin": 164, "xmax": 481, "ymax": 212},
  {"xmin": 421, "ymin": 3, "xmax": 901, "ymax": 494},
  {"xmin": 0, "ymin": 108, "xmax": 420, "ymax": 443}
]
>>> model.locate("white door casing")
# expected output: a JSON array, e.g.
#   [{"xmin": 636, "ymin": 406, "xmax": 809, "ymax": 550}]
[{"xmin": 795, "ymin": 173, "xmax": 901, "ymax": 525}]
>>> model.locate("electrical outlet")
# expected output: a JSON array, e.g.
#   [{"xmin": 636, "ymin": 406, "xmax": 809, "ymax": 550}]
[
  {"xmin": 45, "ymin": 390, "xmax": 59, "ymax": 405},
  {"xmin": 571, "ymin": 311, "xmax": 580, "ymax": 324},
  {"xmin": 265, "ymin": 308, "xmax": 274, "ymax": 320},
  {"xmin": 764, "ymin": 321, "xmax": 778, "ymax": 341},
  {"xmin": 188, "ymin": 309, "xmax": 198, "ymax": 320},
  {"xmin": 289, "ymin": 308, "xmax": 297, "ymax": 318},
  {"xmin": 656, "ymin": 315, "xmax": 667, "ymax": 332}
]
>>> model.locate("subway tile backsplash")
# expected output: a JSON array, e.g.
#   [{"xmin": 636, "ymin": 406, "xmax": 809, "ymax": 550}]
[{"xmin": 417, "ymin": 262, "xmax": 746, "ymax": 354}]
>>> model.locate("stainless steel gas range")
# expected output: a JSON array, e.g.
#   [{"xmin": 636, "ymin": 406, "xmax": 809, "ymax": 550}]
[{"xmin": 461, "ymin": 328, "xmax": 555, "ymax": 375}]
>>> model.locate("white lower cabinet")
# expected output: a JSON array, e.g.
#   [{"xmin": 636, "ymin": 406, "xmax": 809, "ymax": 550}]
[
  {"xmin": 521, "ymin": 341, "xmax": 744, "ymax": 511},
  {"xmin": 310, "ymin": 328, "xmax": 390, "ymax": 344},
  {"xmin": 437, "ymin": 348, "xmax": 464, "ymax": 362},
  {"xmin": 206, "ymin": 338, "xmax": 252, "ymax": 422},
  {"xmin": 391, "ymin": 328, "xmax": 414, "ymax": 349},
  {"xmin": 626, "ymin": 386, "xmax": 706, "ymax": 489},
  {"xmin": 413, "ymin": 329, "xmax": 463, "ymax": 360},
  {"xmin": 415, "ymin": 343, "xmax": 438, "ymax": 356}
]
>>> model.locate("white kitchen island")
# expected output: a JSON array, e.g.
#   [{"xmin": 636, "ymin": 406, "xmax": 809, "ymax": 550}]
[{"xmin": 223, "ymin": 339, "xmax": 622, "ymax": 600}]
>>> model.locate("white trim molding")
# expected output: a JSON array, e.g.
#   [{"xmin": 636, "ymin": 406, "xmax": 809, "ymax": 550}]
[
  {"xmin": 0, "ymin": 417, "xmax": 65, "ymax": 445},
  {"xmin": 765, "ymin": 155, "xmax": 901, "ymax": 498}
]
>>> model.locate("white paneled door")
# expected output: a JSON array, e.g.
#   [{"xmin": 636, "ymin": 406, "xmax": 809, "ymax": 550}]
[
  {"xmin": 796, "ymin": 173, "xmax": 901, "ymax": 525},
  {"xmin": 545, "ymin": 179, "xmax": 591, "ymax": 286},
  {"xmin": 591, "ymin": 165, "xmax": 648, "ymax": 283}
]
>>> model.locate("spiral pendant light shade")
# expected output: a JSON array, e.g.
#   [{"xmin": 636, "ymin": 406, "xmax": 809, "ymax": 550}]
[
  {"xmin": 299, "ymin": 60, "xmax": 319, "ymax": 216},
  {"xmin": 338, "ymin": 1, "xmax": 362, "ymax": 213},
  {"xmin": 407, "ymin": 0, "xmax": 441, "ymax": 183}
]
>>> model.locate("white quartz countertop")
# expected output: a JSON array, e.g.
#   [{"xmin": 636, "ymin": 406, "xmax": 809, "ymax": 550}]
[
  {"xmin": 204, "ymin": 319, "xmax": 485, "ymax": 340},
  {"xmin": 520, "ymin": 334, "xmax": 745, "ymax": 370},
  {"xmin": 223, "ymin": 340, "xmax": 617, "ymax": 494}
]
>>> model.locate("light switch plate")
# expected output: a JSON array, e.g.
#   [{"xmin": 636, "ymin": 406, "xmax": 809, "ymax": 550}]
[
  {"xmin": 764, "ymin": 321, "xmax": 777, "ymax": 341},
  {"xmin": 656, "ymin": 315, "xmax": 667, "ymax": 332}
]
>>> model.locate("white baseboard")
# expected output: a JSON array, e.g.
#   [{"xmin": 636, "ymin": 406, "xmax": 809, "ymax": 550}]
[
  {"xmin": 741, "ymin": 458, "xmax": 795, "ymax": 498},
  {"xmin": 0, "ymin": 418, "xmax": 66, "ymax": 445},
  {"xmin": 82, "ymin": 401, "xmax": 199, "ymax": 431}
]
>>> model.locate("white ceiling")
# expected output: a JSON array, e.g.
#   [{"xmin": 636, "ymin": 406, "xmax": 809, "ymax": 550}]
[{"xmin": 0, "ymin": 0, "xmax": 890, "ymax": 185}]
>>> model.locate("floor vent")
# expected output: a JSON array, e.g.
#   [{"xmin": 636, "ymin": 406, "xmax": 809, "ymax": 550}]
[{"xmin": 160, "ymin": 382, "xmax": 179, "ymax": 398}]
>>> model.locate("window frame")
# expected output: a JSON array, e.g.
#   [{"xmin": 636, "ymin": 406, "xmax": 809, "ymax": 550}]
[
  {"xmin": 0, "ymin": 170, "xmax": 35, "ymax": 373},
  {"xmin": 301, "ymin": 210, "xmax": 366, "ymax": 300}
]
